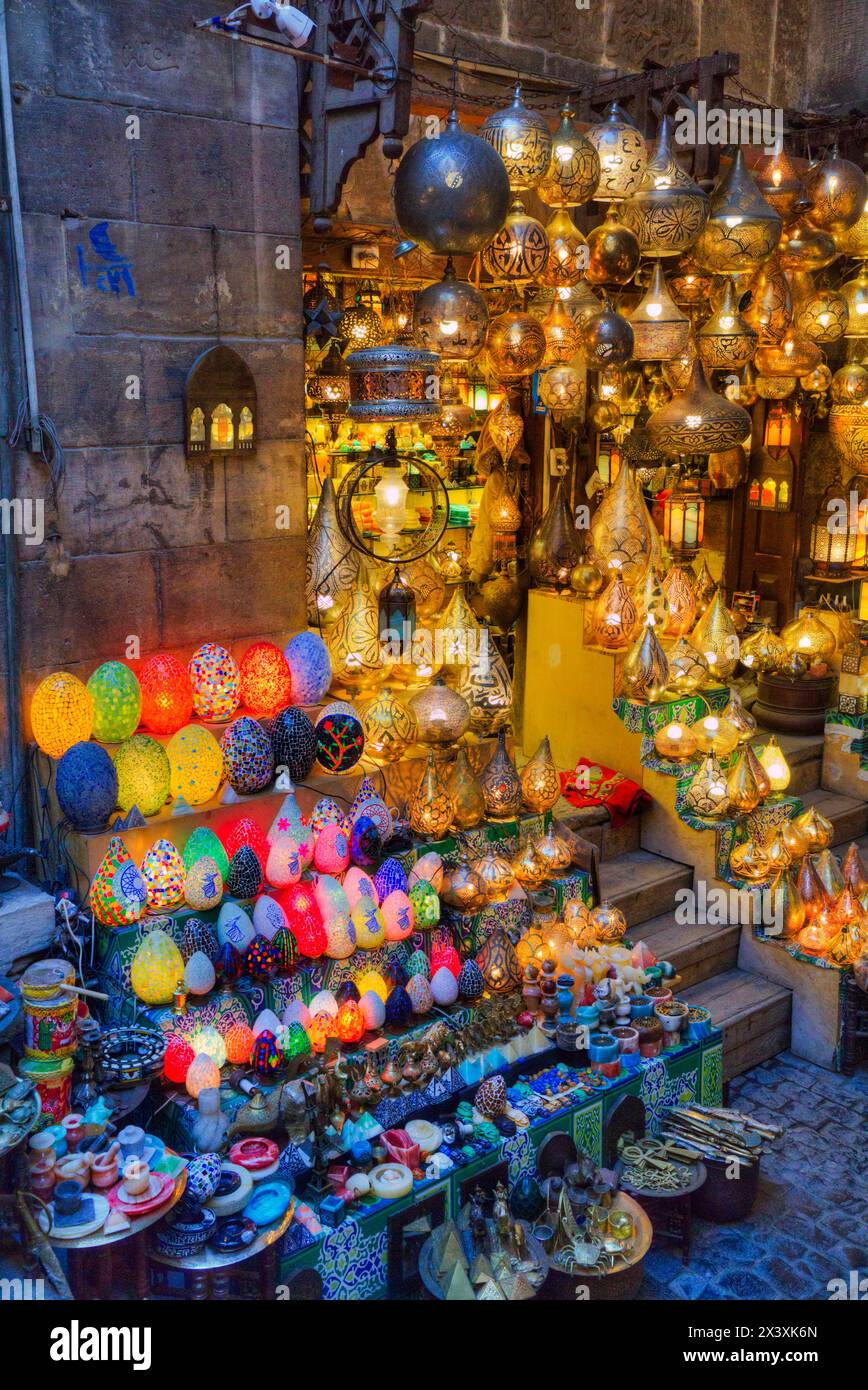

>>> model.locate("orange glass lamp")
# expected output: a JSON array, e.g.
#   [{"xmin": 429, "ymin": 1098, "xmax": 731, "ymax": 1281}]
[
  {"xmin": 764, "ymin": 400, "xmax": 794, "ymax": 452},
  {"xmin": 334, "ymin": 999, "xmax": 366, "ymax": 1044},
  {"xmin": 239, "ymin": 641, "xmax": 293, "ymax": 716},
  {"xmin": 653, "ymin": 721, "xmax": 698, "ymax": 760},
  {"xmin": 594, "ymin": 430, "xmax": 621, "ymax": 484},
  {"xmin": 662, "ymin": 481, "xmax": 705, "ymax": 558},
  {"xmin": 139, "ymin": 654, "xmax": 194, "ymax": 736}
]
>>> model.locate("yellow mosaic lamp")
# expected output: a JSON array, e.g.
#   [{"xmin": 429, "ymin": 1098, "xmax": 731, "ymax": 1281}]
[
  {"xmin": 130, "ymin": 926, "xmax": 184, "ymax": 1007},
  {"xmin": 30, "ymin": 672, "xmax": 94, "ymax": 759},
  {"xmin": 620, "ymin": 619, "xmax": 670, "ymax": 703},
  {"xmin": 691, "ymin": 589, "xmax": 739, "ymax": 680},
  {"xmin": 166, "ymin": 724, "xmax": 224, "ymax": 807},
  {"xmin": 519, "ymin": 735, "xmax": 561, "ymax": 813}
]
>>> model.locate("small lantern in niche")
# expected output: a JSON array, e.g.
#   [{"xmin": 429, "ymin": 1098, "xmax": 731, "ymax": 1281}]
[
  {"xmin": 595, "ymin": 430, "xmax": 620, "ymax": 485},
  {"xmin": 378, "ymin": 567, "xmax": 417, "ymax": 658},
  {"xmin": 186, "ymin": 345, "xmax": 256, "ymax": 460},
  {"xmin": 747, "ymin": 446, "xmax": 793, "ymax": 512},
  {"xmin": 764, "ymin": 400, "xmax": 794, "ymax": 453}
]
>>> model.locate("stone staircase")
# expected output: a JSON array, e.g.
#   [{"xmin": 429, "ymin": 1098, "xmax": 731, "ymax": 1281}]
[{"xmin": 556, "ymin": 730, "xmax": 868, "ymax": 1081}]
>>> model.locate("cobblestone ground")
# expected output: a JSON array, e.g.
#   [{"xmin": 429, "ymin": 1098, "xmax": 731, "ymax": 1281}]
[{"xmin": 639, "ymin": 1051, "xmax": 868, "ymax": 1300}]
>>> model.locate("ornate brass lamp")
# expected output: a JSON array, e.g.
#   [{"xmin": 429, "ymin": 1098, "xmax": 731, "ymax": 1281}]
[
  {"xmin": 691, "ymin": 589, "xmax": 740, "ymax": 679},
  {"xmin": 647, "ymin": 360, "xmax": 751, "ymax": 457},
  {"xmin": 662, "ymin": 565, "xmax": 698, "ymax": 637},
  {"xmin": 540, "ymin": 208, "xmax": 589, "ymax": 289},
  {"xmin": 481, "ymin": 83, "xmax": 552, "ymax": 192},
  {"xmin": 592, "ymin": 568, "xmax": 639, "ymax": 649},
  {"xmin": 482, "ymin": 199, "xmax": 550, "ymax": 283},
  {"xmin": 627, "ymin": 262, "xmax": 690, "ymax": 361},
  {"xmin": 697, "ymin": 278, "xmax": 757, "ymax": 370},
  {"xmin": 620, "ymin": 113, "xmax": 708, "ymax": 256},
  {"xmin": 408, "ymin": 750, "xmax": 456, "ymax": 839},
  {"xmin": 486, "ymin": 309, "xmax": 547, "ymax": 379},
  {"xmin": 586, "ymin": 103, "xmax": 647, "ymax": 202},
  {"xmin": 620, "ymin": 619, "xmax": 670, "ymax": 702},
  {"xmin": 695, "ymin": 149, "xmax": 782, "ymax": 273},
  {"xmin": 480, "ymin": 728, "xmax": 522, "ymax": 820},
  {"xmin": 520, "ymin": 735, "xmax": 561, "ymax": 813},
  {"xmin": 412, "ymin": 259, "xmax": 489, "ymax": 360},
  {"xmin": 585, "ymin": 207, "xmax": 641, "ymax": 286},
  {"xmin": 684, "ymin": 755, "xmax": 730, "ymax": 818},
  {"xmin": 537, "ymin": 105, "xmax": 600, "ymax": 208},
  {"xmin": 804, "ymin": 153, "xmax": 868, "ymax": 234}
]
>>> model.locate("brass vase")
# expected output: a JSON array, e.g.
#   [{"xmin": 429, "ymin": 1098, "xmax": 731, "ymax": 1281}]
[
  {"xmin": 528, "ymin": 472, "xmax": 580, "ymax": 589},
  {"xmin": 589, "ymin": 460, "xmax": 653, "ymax": 585},
  {"xmin": 695, "ymin": 148, "xmax": 782, "ymax": 274},
  {"xmin": 620, "ymin": 620, "xmax": 670, "ymax": 703},
  {"xmin": 520, "ymin": 735, "xmax": 561, "ymax": 814},
  {"xmin": 691, "ymin": 589, "xmax": 739, "ymax": 680},
  {"xmin": 408, "ymin": 750, "xmax": 456, "ymax": 840},
  {"xmin": 447, "ymin": 748, "xmax": 486, "ymax": 830},
  {"xmin": 662, "ymin": 564, "xmax": 697, "ymax": 637},
  {"xmin": 306, "ymin": 475, "xmax": 359, "ymax": 626},
  {"xmin": 480, "ymin": 728, "xmax": 523, "ymax": 820}
]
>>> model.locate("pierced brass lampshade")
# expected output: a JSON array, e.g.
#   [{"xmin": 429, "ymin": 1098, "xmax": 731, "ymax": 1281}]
[
  {"xmin": 684, "ymin": 754, "xmax": 730, "ymax": 819},
  {"xmin": 539, "ymin": 208, "xmax": 589, "ymax": 289},
  {"xmin": 487, "ymin": 394, "xmax": 524, "ymax": 465},
  {"xmin": 647, "ymin": 359, "xmax": 751, "ymax": 456},
  {"xmin": 585, "ymin": 207, "xmax": 641, "ymax": 286},
  {"xmin": 579, "ymin": 296, "xmax": 635, "ymax": 366},
  {"xmin": 754, "ymin": 149, "xmax": 807, "ymax": 219},
  {"xmin": 804, "ymin": 153, "xmax": 868, "ymax": 234},
  {"xmin": 777, "ymin": 216, "xmax": 837, "ymax": 273},
  {"xmin": 661, "ymin": 332, "xmax": 697, "ymax": 392},
  {"xmin": 637, "ymin": 565, "xmax": 667, "ymax": 628},
  {"xmin": 339, "ymin": 299, "xmax": 387, "ymax": 350},
  {"xmin": 831, "ymin": 362, "xmax": 868, "ymax": 403},
  {"xmin": 662, "ymin": 565, "xmax": 698, "ymax": 637},
  {"xmin": 620, "ymin": 619, "xmax": 670, "ymax": 702},
  {"xmin": 726, "ymin": 746, "xmax": 765, "ymax": 814},
  {"xmin": 586, "ymin": 103, "xmax": 648, "ymax": 202},
  {"xmin": 722, "ymin": 691, "xmax": 757, "ymax": 743},
  {"xmin": 664, "ymin": 637, "xmax": 708, "ymax": 693},
  {"xmin": 539, "ymin": 363, "xmax": 585, "ymax": 416},
  {"xmin": 446, "ymin": 747, "xmax": 486, "ymax": 830},
  {"xmin": 408, "ymin": 677, "xmax": 471, "ymax": 747},
  {"xmin": 620, "ymin": 114, "xmax": 708, "ymax": 256},
  {"xmin": 452, "ymin": 644, "xmax": 513, "ymax": 735},
  {"xmin": 481, "ymin": 82, "xmax": 553, "ymax": 192},
  {"xmin": 742, "ymin": 257, "xmax": 792, "ymax": 341},
  {"xmin": 833, "ymin": 198, "xmax": 868, "ymax": 257},
  {"xmin": 654, "ymin": 720, "xmax": 698, "ymax": 760},
  {"xmin": 691, "ymin": 712, "xmax": 739, "ymax": 758},
  {"xmin": 306, "ymin": 475, "xmax": 359, "ymax": 626},
  {"xmin": 528, "ymin": 471, "xmax": 580, "ymax": 588},
  {"xmin": 542, "ymin": 297, "xmax": 581, "ymax": 365},
  {"xmin": 486, "ymin": 309, "xmax": 547, "ymax": 379},
  {"xmin": 408, "ymin": 749, "xmax": 456, "ymax": 839},
  {"xmin": 695, "ymin": 148, "xmax": 782, "ymax": 273},
  {"xmin": 482, "ymin": 198, "xmax": 550, "ymax": 283},
  {"xmin": 708, "ymin": 445, "xmax": 747, "ymax": 490},
  {"xmin": 795, "ymin": 289, "xmax": 848, "ymax": 345},
  {"xmin": 739, "ymin": 620, "xmax": 785, "ymax": 672},
  {"xmin": 537, "ymin": 105, "xmax": 600, "ymax": 208},
  {"xmin": 698, "ymin": 278, "xmax": 758, "ymax": 370},
  {"xmin": 691, "ymin": 588, "xmax": 739, "ymax": 679},
  {"xmin": 780, "ymin": 608, "xmax": 836, "ymax": 662},
  {"xmin": 841, "ymin": 266, "xmax": 868, "ymax": 338},
  {"xmin": 480, "ymin": 728, "xmax": 522, "ymax": 820},
  {"xmin": 627, "ymin": 262, "xmax": 691, "ymax": 361},
  {"xmin": 592, "ymin": 569, "xmax": 639, "ymax": 649},
  {"xmin": 326, "ymin": 574, "xmax": 389, "ymax": 693},
  {"xmin": 520, "ymin": 735, "xmax": 561, "ymax": 813},
  {"xmin": 412, "ymin": 259, "xmax": 489, "ymax": 360},
  {"xmin": 693, "ymin": 556, "xmax": 717, "ymax": 612},
  {"xmin": 588, "ymin": 459, "xmax": 654, "ymax": 584},
  {"xmin": 755, "ymin": 329, "xmax": 822, "ymax": 378},
  {"xmin": 771, "ymin": 867, "xmax": 806, "ymax": 939},
  {"xmin": 359, "ymin": 686, "xmax": 417, "ymax": 762},
  {"xmin": 534, "ymin": 823, "xmax": 573, "ymax": 873}
]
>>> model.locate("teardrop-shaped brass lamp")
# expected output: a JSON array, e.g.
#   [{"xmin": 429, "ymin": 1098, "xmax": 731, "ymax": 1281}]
[
  {"xmin": 487, "ymin": 394, "xmax": 525, "ymax": 466},
  {"xmin": 780, "ymin": 609, "xmax": 836, "ymax": 662},
  {"xmin": 726, "ymin": 746, "xmax": 764, "ymax": 814},
  {"xmin": 620, "ymin": 619, "xmax": 670, "ymax": 703},
  {"xmin": 537, "ymin": 105, "xmax": 600, "ymax": 208},
  {"xmin": 683, "ymin": 754, "xmax": 730, "ymax": 819},
  {"xmin": 588, "ymin": 461, "xmax": 653, "ymax": 584},
  {"xmin": 638, "ymin": 565, "xmax": 667, "ymax": 628},
  {"xmin": 812, "ymin": 848, "xmax": 844, "ymax": 899},
  {"xmin": 306, "ymin": 475, "xmax": 359, "ymax": 625},
  {"xmin": 539, "ymin": 208, "xmax": 589, "ymax": 289},
  {"xmin": 742, "ymin": 257, "xmax": 792, "ymax": 341},
  {"xmin": 437, "ymin": 584, "xmax": 482, "ymax": 672},
  {"xmin": 520, "ymin": 735, "xmax": 561, "ymax": 813},
  {"xmin": 796, "ymin": 853, "xmax": 831, "ymax": 921},
  {"xmin": 665, "ymin": 637, "xmax": 708, "ymax": 694},
  {"xmin": 662, "ymin": 564, "xmax": 698, "ymax": 637},
  {"xmin": 528, "ymin": 471, "xmax": 580, "ymax": 588},
  {"xmin": 579, "ymin": 294, "xmax": 635, "ymax": 364},
  {"xmin": 628, "ymin": 262, "xmax": 691, "ymax": 361},
  {"xmin": 781, "ymin": 818, "xmax": 810, "ymax": 862},
  {"xmin": 446, "ymin": 747, "xmax": 486, "ymax": 830},
  {"xmin": 691, "ymin": 588, "xmax": 740, "ymax": 679},
  {"xmin": 721, "ymin": 692, "xmax": 757, "ymax": 743},
  {"xmin": 620, "ymin": 113, "xmax": 709, "ymax": 256},
  {"xmin": 480, "ymin": 727, "xmax": 522, "ymax": 820},
  {"xmin": 842, "ymin": 842, "xmax": 868, "ymax": 896},
  {"xmin": 476, "ymin": 926, "xmax": 522, "ymax": 993},
  {"xmin": 533, "ymin": 823, "xmax": 573, "ymax": 873},
  {"xmin": 769, "ymin": 867, "xmax": 806, "ymax": 939},
  {"xmin": 511, "ymin": 839, "xmax": 548, "ymax": 887},
  {"xmin": 754, "ymin": 149, "xmax": 807, "ymax": 219},
  {"xmin": 542, "ymin": 296, "xmax": 581, "ymax": 365},
  {"xmin": 439, "ymin": 844, "xmax": 486, "ymax": 911},
  {"xmin": 452, "ymin": 643, "xmax": 513, "ymax": 735},
  {"xmin": 777, "ymin": 215, "xmax": 837, "ymax": 273},
  {"xmin": 763, "ymin": 827, "xmax": 792, "ymax": 874},
  {"xmin": 592, "ymin": 569, "xmax": 639, "ymax": 649},
  {"xmin": 408, "ymin": 749, "xmax": 457, "ymax": 839},
  {"xmin": 695, "ymin": 148, "xmax": 782, "ymax": 273},
  {"xmin": 648, "ymin": 359, "xmax": 752, "ymax": 457},
  {"xmin": 692, "ymin": 556, "xmax": 717, "ymax": 613},
  {"xmin": 327, "ymin": 571, "xmax": 389, "ymax": 694},
  {"xmin": 698, "ymin": 278, "xmax": 758, "ymax": 370},
  {"xmin": 471, "ymin": 842, "xmax": 516, "ymax": 902}
]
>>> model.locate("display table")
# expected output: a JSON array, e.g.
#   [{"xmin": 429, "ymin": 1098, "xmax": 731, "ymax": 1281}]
[
  {"xmin": 271, "ymin": 1031, "xmax": 722, "ymax": 1299},
  {"xmin": 621, "ymin": 1162, "xmax": 707, "ymax": 1265},
  {"xmin": 545, "ymin": 1191, "xmax": 653, "ymax": 1300},
  {"xmin": 149, "ymin": 1205, "xmax": 294, "ymax": 1300}
]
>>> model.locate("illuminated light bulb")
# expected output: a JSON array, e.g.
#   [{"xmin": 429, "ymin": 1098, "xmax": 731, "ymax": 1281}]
[
  {"xmin": 653, "ymin": 721, "xmax": 698, "ymax": 759},
  {"xmin": 438, "ymin": 318, "xmax": 459, "ymax": 336},
  {"xmin": 374, "ymin": 468, "xmax": 409, "ymax": 541}
]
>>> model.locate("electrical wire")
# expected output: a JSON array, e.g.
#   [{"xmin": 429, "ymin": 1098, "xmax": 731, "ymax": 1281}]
[{"xmin": 8, "ymin": 399, "xmax": 66, "ymax": 506}]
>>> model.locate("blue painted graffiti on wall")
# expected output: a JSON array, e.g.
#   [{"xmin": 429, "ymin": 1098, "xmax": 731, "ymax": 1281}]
[{"xmin": 76, "ymin": 222, "xmax": 136, "ymax": 297}]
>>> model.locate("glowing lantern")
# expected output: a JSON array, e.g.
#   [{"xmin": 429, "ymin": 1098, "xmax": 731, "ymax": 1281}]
[
  {"xmin": 283, "ymin": 631, "xmax": 332, "ymax": 705},
  {"xmin": 86, "ymin": 662, "xmax": 142, "ymax": 743},
  {"xmin": 239, "ymin": 641, "xmax": 292, "ymax": 716},
  {"xmin": 90, "ymin": 836, "xmax": 148, "ymax": 926},
  {"xmin": 188, "ymin": 643, "xmax": 241, "ymax": 722},
  {"xmin": 139, "ymin": 654, "xmax": 194, "ymax": 735},
  {"xmin": 351, "ymin": 899, "xmax": 387, "ymax": 950},
  {"xmin": 335, "ymin": 1000, "xmax": 366, "ymax": 1044},
  {"xmin": 224, "ymin": 1022, "xmax": 254, "ymax": 1065},
  {"xmin": 226, "ymin": 845, "xmax": 264, "ymax": 899},
  {"xmin": 429, "ymin": 940, "xmax": 461, "ymax": 978},
  {"xmin": 163, "ymin": 1036, "xmax": 195, "ymax": 1084},
  {"xmin": 282, "ymin": 882, "xmax": 327, "ymax": 957},
  {"xmin": 306, "ymin": 1013, "xmax": 336, "ymax": 1053},
  {"xmin": 130, "ymin": 927, "xmax": 184, "ymax": 1006},
  {"xmin": 279, "ymin": 1021, "xmax": 311, "ymax": 1058},
  {"xmin": 140, "ymin": 838, "xmax": 186, "ymax": 911},
  {"xmin": 166, "ymin": 724, "xmax": 224, "ymax": 806},
  {"xmin": 221, "ymin": 817, "xmax": 270, "ymax": 874},
  {"xmin": 355, "ymin": 970, "xmax": 388, "ymax": 1002},
  {"xmin": 185, "ymin": 1052, "xmax": 221, "ymax": 1099},
  {"xmin": 183, "ymin": 826, "xmax": 230, "ymax": 880},
  {"xmin": 189, "ymin": 1026, "xmax": 227, "ymax": 1068},
  {"xmin": 30, "ymin": 672, "xmax": 94, "ymax": 759},
  {"xmin": 758, "ymin": 736, "xmax": 791, "ymax": 792},
  {"xmin": 113, "ymin": 734, "xmax": 171, "ymax": 816},
  {"xmin": 251, "ymin": 1029, "xmax": 282, "ymax": 1076},
  {"xmin": 244, "ymin": 934, "xmax": 279, "ymax": 977}
]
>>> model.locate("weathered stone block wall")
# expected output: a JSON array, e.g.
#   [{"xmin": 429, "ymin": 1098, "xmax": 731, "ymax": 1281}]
[{"xmin": 3, "ymin": 0, "xmax": 307, "ymax": 730}]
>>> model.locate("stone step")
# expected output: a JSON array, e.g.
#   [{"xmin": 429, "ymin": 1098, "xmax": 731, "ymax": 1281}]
[
  {"xmin": 597, "ymin": 849, "xmax": 693, "ymax": 928},
  {"xmin": 554, "ymin": 797, "xmax": 642, "ymax": 861},
  {"xmin": 629, "ymin": 911, "xmax": 741, "ymax": 989},
  {"xmin": 682, "ymin": 968, "xmax": 792, "ymax": 1080},
  {"xmin": 797, "ymin": 787, "xmax": 868, "ymax": 848}
]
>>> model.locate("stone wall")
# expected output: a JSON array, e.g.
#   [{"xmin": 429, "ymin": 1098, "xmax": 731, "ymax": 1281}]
[{"xmin": 1, "ymin": 0, "xmax": 307, "ymax": 748}]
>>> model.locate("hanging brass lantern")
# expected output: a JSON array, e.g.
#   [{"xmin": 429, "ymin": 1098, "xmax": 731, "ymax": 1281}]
[
  {"xmin": 539, "ymin": 208, "xmax": 589, "ymax": 289},
  {"xmin": 831, "ymin": 362, "xmax": 868, "ymax": 403},
  {"xmin": 754, "ymin": 149, "xmax": 807, "ymax": 219},
  {"xmin": 620, "ymin": 619, "xmax": 670, "ymax": 702},
  {"xmin": 841, "ymin": 265, "xmax": 868, "ymax": 337},
  {"xmin": 408, "ymin": 749, "xmax": 457, "ymax": 839},
  {"xmin": 482, "ymin": 198, "xmax": 550, "ymax": 282},
  {"xmin": 339, "ymin": 294, "xmax": 387, "ymax": 350},
  {"xmin": 795, "ymin": 289, "xmax": 848, "ymax": 345},
  {"xmin": 588, "ymin": 459, "xmax": 653, "ymax": 584},
  {"xmin": 358, "ymin": 686, "xmax": 417, "ymax": 762},
  {"xmin": 487, "ymin": 394, "xmax": 525, "ymax": 466},
  {"xmin": 307, "ymin": 340, "xmax": 351, "ymax": 437},
  {"xmin": 828, "ymin": 402, "xmax": 868, "ymax": 472},
  {"xmin": 586, "ymin": 103, "xmax": 647, "ymax": 202},
  {"xmin": 698, "ymin": 278, "xmax": 758, "ymax": 369},
  {"xmin": 408, "ymin": 676, "xmax": 470, "ymax": 746},
  {"xmin": 662, "ymin": 564, "xmax": 698, "ymax": 637},
  {"xmin": 708, "ymin": 445, "xmax": 747, "ymax": 490},
  {"xmin": 648, "ymin": 359, "xmax": 751, "ymax": 457},
  {"xmin": 592, "ymin": 569, "xmax": 639, "ymax": 649},
  {"xmin": 804, "ymin": 153, "xmax": 868, "ymax": 234},
  {"xmin": 665, "ymin": 638, "xmax": 708, "ymax": 694},
  {"xmin": 393, "ymin": 107, "xmax": 511, "ymax": 256},
  {"xmin": 537, "ymin": 105, "xmax": 600, "ymax": 207},
  {"xmin": 620, "ymin": 113, "xmax": 708, "ymax": 256},
  {"xmin": 755, "ymin": 328, "xmax": 822, "ymax": 378},
  {"xmin": 306, "ymin": 475, "xmax": 360, "ymax": 626},
  {"xmin": 691, "ymin": 588, "xmax": 740, "ymax": 679},
  {"xmin": 477, "ymin": 563, "xmax": 525, "ymax": 631},
  {"xmin": 446, "ymin": 748, "xmax": 486, "ymax": 830},
  {"xmin": 486, "ymin": 467, "xmax": 523, "ymax": 537},
  {"xmin": 580, "ymin": 296, "xmax": 635, "ymax": 366},
  {"xmin": 661, "ymin": 331, "xmax": 697, "ymax": 392},
  {"xmin": 833, "ymin": 197, "xmax": 868, "ymax": 257},
  {"xmin": 452, "ymin": 644, "xmax": 513, "ymax": 735},
  {"xmin": 520, "ymin": 735, "xmax": 561, "ymax": 813},
  {"xmin": 480, "ymin": 82, "xmax": 552, "ymax": 192},
  {"xmin": 413, "ymin": 259, "xmax": 489, "ymax": 360},
  {"xmin": 541, "ymin": 297, "xmax": 581, "ymax": 366},
  {"xmin": 695, "ymin": 148, "xmax": 782, "ymax": 273},
  {"xmin": 683, "ymin": 754, "xmax": 730, "ymax": 819},
  {"xmin": 486, "ymin": 309, "xmax": 547, "ymax": 379},
  {"xmin": 586, "ymin": 206, "xmax": 641, "ymax": 286},
  {"xmin": 726, "ymin": 748, "xmax": 764, "ymax": 814},
  {"xmin": 669, "ymin": 251, "xmax": 714, "ymax": 305},
  {"xmin": 777, "ymin": 216, "xmax": 837, "ymax": 273},
  {"xmin": 480, "ymin": 728, "xmax": 522, "ymax": 820},
  {"xmin": 528, "ymin": 471, "xmax": 580, "ymax": 588},
  {"xmin": 539, "ymin": 363, "xmax": 585, "ymax": 416},
  {"xmin": 742, "ymin": 257, "xmax": 792, "ymax": 342},
  {"xmin": 627, "ymin": 262, "xmax": 691, "ymax": 361},
  {"xmin": 800, "ymin": 363, "xmax": 832, "ymax": 394},
  {"xmin": 781, "ymin": 608, "xmax": 836, "ymax": 662}
]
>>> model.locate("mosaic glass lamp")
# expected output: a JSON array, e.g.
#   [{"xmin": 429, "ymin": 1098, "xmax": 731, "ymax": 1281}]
[{"xmin": 30, "ymin": 672, "xmax": 93, "ymax": 759}]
